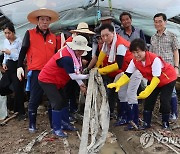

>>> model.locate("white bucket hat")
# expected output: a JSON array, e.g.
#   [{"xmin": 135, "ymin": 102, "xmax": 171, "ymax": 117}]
[
  {"xmin": 70, "ymin": 22, "xmax": 95, "ymax": 35},
  {"xmin": 27, "ymin": 8, "xmax": 59, "ymax": 24},
  {"xmin": 66, "ymin": 35, "xmax": 92, "ymax": 56}
]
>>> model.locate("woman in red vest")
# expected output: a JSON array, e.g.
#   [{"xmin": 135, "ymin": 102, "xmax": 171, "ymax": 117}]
[
  {"xmin": 38, "ymin": 35, "xmax": 91, "ymax": 137},
  {"xmin": 108, "ymin": 38, "xmax": 177, "ymax": 130}
]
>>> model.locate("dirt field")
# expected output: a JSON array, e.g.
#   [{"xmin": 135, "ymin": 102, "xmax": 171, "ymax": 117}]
[{"xmin": 0, "ymin": 98, "xmax": 180, "ymax": 154}]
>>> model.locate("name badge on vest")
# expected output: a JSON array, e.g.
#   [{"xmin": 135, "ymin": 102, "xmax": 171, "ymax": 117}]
[{"xmin": 48, "ymin": 39, "xmax": 53, "ymax": 44}]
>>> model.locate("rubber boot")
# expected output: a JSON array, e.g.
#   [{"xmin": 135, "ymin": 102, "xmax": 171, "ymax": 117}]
[
  {"xmin": 48, "ymin": 108, "xmax": 52, "ymax": 128},
  {"xmin": 28, "ymin": 110, "xmax": 37, "ymax": 133},
  {"xmin": 162, "ymin": 114, "xmax": 170, "ymax": 129},
  {"xmin": 170, "ymin": 96, "xmax": 178, "ymax": 120},
  {"xmin": 140, "ymin": 110, "xmax": 152, "ymax": 130},
  {"xmin": 114, "ymin": 102, "xmax": 128, "ymax": 126},
  {"xmin": 61, "ymin": 107, "xmax": 78, "ymax": 131},
  {"xmin": 52, "ymin": 110, "xmax": 67, "ymax": 138},
  {"xmin": 124, "ymin": 104, "xmax": 139, "ymax": 130}
]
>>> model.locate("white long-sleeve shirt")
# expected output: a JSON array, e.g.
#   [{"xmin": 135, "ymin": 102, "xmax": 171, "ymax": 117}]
[{"xmin": 2, "ymin": 37, "xmax": 22, "ymax": 65}]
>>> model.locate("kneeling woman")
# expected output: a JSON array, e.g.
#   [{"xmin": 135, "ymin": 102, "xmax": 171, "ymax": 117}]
[
  {"xmin": 107, "ymin": 38, "xmax": 177, "ymax": 130},
  {"xmin": 38, "ymin": 35, "xmax": 91, "ymax": 137}
]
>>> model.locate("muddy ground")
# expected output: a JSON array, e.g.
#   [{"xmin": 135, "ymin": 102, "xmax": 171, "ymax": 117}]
[{"xmin": 0, "ymin": 95, "xmax": 180, "ymax": 154}]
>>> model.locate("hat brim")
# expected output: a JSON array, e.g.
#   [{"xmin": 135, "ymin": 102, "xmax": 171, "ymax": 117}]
[
  {"xmin": 66, "ymin": 42, "xmax": 92, "ymax": 52},
  {"xmin": 70, "ymin": 29, "xmax": 95, "ymax": 35},
  {"xmin": 27, "ymin": 8, "xmax": 59, "ymax": 24},
  {"xmin": 100, "ymin": 16, "xmax": 114, "ymax": 21}
]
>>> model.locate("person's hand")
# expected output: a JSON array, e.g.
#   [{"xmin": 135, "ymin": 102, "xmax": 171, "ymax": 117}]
[
  {"xmin": 2, "ymin": 64, "xmax": 8, "ymax": 71},
  {"xmin": 82, "ymin": 67, "xmax": 90, "ymax": 74},
  {"xmin": 80, "ymin": 84, "xmax": 87, "ymax": 95},
  {"xmin": 17, "ymin": 67, "xmax": 24, "ymax": 81},
  {"xmin": 2, "ymin": 49, "xmax": 11, "ymax": 55}
]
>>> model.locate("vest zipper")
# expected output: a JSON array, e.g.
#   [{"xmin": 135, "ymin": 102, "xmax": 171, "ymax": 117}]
[{"xmin": 162, "ymin": 72, "xmax": 169, "ymax": 80}]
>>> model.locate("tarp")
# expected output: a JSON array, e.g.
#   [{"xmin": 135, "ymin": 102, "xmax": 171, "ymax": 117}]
[{"xmin": 0, "ymin": 0, "xmax": 180, "ymax": 48}]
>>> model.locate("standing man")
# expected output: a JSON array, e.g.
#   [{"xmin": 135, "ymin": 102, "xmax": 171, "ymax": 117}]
[
  {"xmin": 119, "ymin": 11, "xmax": 146, "ymax": 42},
  {"xmin": 150, "ymin": 13, "xmax": 179, "ymax": 121},
  {"xmin": 91, "ymin": 12, "xmax": 121, "ymax": 118},
  {"xmin": 17, "ymin": 8, "xmax": 59, "ymax": 133},
  {"xmin": 96, "ymin": 24, "xmax": 133, "ymax": 121}
]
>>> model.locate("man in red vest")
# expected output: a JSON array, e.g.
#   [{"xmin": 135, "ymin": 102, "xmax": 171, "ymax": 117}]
[{"xmin": 17, "ymin": 8, "xmax": 59, "ymax": 133}]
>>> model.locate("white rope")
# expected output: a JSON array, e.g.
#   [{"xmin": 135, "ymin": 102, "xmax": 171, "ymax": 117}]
[{"xmin": 79, "ymin": 68, "xmax": 110, "ymax": 154}]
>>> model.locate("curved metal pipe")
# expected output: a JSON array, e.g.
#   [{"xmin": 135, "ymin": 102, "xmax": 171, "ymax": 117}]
[{"xmin": 83, "ymin": 0, "xmax": 98, "ymax": 10}]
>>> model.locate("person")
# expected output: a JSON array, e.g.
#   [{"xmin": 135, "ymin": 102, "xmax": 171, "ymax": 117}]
[
  {"xmin": 108, "ymin": 38, "xmax": 177, "ymax": 129},
  {"xmin": 17, "ymin": 8, "xmax": 59, "ymax": 133},
  {"xmin": 0, "ymin": 23, "xmax": 25, "ymax": 120},
  {"xmin": 92, "ymin": 11, "xmax": 121, "ymax": 56},
  {"xmin": 95, "ymin": 24, "xmax": 133, "ymax": 120},
  {"xmin": 0, "ymin": 53, "xmax": 7, "ymax": 120},
  {"xmin": 150, "ymin": 13, "xmax": 179, "ymax": 121},
  {"xmin": 64, "ymin": 22, "xmax": 95, "ymax": 116},
  {"xmin": 38, "ymin": 35, "xmax": 91, "ymax": 137},
  {"xmin": 111, "ymin": 11, "xmax": 147, "ymax": 128},
  {"xmin": 119, "ymin": 12, "xmax": 146, "ymax": 42}
]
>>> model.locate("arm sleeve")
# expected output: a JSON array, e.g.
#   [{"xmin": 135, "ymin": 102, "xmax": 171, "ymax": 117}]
[
  {"xmin": 116, "ymin": 44, "xmax": 128, "ymax": 69},
  {"xmin": 152, "ymin": 57, "xmax": 162, "ymax": 77},
  {"xmin": 18, "ymin": 31, "xmax": 30, "ymax": 67},
  {"xmin": 56, "ymin": 56, "xmax": 74, "ymax": 73},
  {"xmin": 57, "ymin": 57, "xmax": 88, "ymax": 85},
  {"xmin": 116, "ymin": 55, "xmax": 124, "ymax": 69},
  {"xmin": 125, "ymin": 59, "xmax": 137, "ymax": 73}
]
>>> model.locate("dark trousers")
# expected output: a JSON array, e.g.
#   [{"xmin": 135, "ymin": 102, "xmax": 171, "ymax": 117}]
[
  {"xmin": 63, "ymin": 80, "xmax": 79, "ymax": 112},
  {"xmin": 144, "ymin": 80, "xmax": 176, "ymax": 114},
  {"xmin": 38, "ymin": 81, "xmax": 68, "ymax": 110},
  {"xmin": 102, "ymin": 75, "xmax": 118, "ymax": 114},
  {"xmin": 28, "ymin": 71, "xmax": 44, "ymax": 112},
  {"xmin": 0, "ymin": 60, "xmax": 25, "ymax": 114}
]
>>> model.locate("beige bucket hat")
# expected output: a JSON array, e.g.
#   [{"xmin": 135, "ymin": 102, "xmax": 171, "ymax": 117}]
[
  {"xmin": 66, "ymin": 35, "xmax": 92, "ymax": 56},
  {"xmin": 70, "ymin": 22, "xmax": 95, "ymax": 35},
  {"xmin": 27, "ymin": 8, "xmax": 59, "ymax": 24}
]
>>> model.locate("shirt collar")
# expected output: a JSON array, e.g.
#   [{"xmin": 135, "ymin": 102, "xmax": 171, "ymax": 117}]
[
  {"xmin": 122, "ymin": 25, "xmax": 135, "ymax": 35},
  {"xmin": 36, "ymin": 26, "xmax": 50, "ymax": 35},
  {"xmin": 155, "ymin": 28, "xmax": 167, "ymax": 36}
]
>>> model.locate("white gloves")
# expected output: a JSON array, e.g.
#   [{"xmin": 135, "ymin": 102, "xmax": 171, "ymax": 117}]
[{"xmin": 17, "ymin": 67, "xmax": 24, "ymax": 81}]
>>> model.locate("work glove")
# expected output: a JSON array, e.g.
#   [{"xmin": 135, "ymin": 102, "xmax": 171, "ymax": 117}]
[
  {"xmin": 82, "ymin": 67, "xmax": 90, "ymax": 74},
  {"xmin": 107, "ymin": 74, "xmax": 130, "ymax": 92},
  {"xmin": 98, "ymin": 63, "xmax": 119, "ymax": 75},
  {"xmin": 17, "ymin": 67, "xmax": 24, "ymax": 81},
  {"xmin": 96, "ymin": 51, "xmax": 106, "ymax": 68},
  {"xmin": 137, "ymin": 76, "xmax": 160, "ymax": 99}
]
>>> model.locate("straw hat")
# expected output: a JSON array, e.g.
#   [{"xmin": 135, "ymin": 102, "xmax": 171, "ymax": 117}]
[
  {"xmin": 66, "ymin": 35, "xmax": 92, "ymax": 56},
  {"xmin": 70, "ymin": 22, "xmax": 95, "ymax": 35},
  {"xmin": 27, "ymin": 8, "xmax": 59, "ymax": 24}
]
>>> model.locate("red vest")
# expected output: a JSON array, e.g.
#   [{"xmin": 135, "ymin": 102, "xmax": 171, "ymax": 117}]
[
  {"xmin": 133, "ymin": 52, "xmax": 177, "ymax": 87},
  {"xmin": 65, "ymin": 36, "xmax": 73, "ymax": 45},
  {"xmin": 38, "ymin": 47, "xmax": 71, "ymax": 89},
  {"xmin": 27, "ymin": 28, "xmax": 56, "ymax": 70},
  {"xmin": 103, "ymin": 34, "xmax": 133, "ymax": 77}
]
